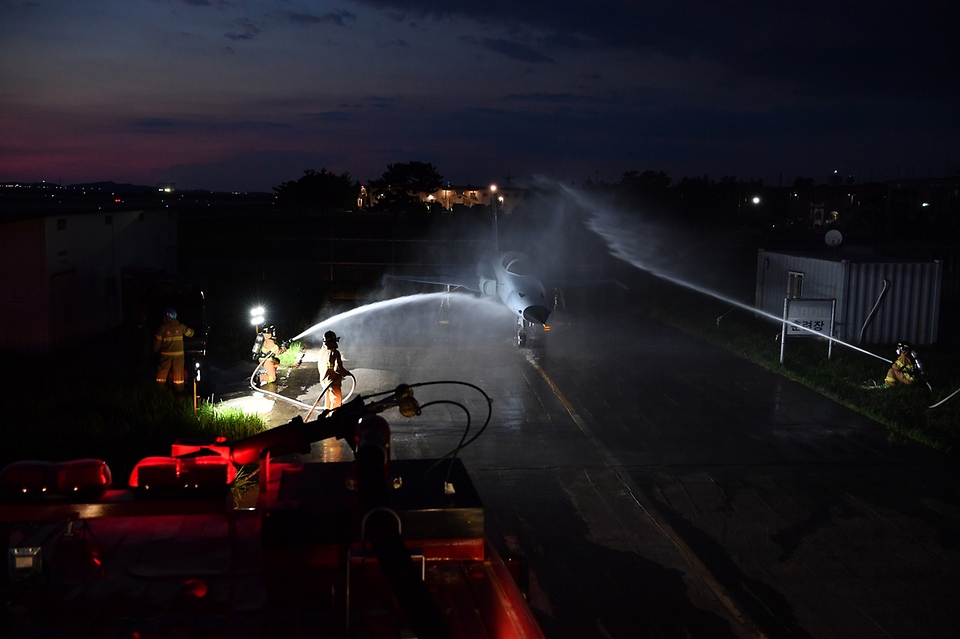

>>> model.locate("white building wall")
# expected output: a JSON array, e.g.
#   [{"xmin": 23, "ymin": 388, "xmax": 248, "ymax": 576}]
[{"xmin": 756, "ymin": 250, "xmax": 942, "ymax": 346}]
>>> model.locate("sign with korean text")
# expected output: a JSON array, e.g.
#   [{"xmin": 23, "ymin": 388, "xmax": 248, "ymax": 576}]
[
  {"xmin": 785, "ymin": 299, "xmax": 834, "ymax": 337},
  {"xmin": 780, "ymin": 298, "xmax": 836, "ymax": 364}
]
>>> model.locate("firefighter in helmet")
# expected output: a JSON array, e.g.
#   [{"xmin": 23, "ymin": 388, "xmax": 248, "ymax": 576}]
[
  {"xmin": 318, "ymin": 330, "xmax": 350, "ymax": 409},
  {"xmin": 885, "ymin": 342, "xmax": 924, "ymax": 387},
  {"xmin": 154, "ymin": 308, "xmax": 195, "ymax": 392},
  {"xmin": 254, "ymin": 325, "xmax": 287, "ymax": 387}
]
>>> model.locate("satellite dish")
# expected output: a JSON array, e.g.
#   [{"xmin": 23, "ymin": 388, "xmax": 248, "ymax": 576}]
[{"xmin": 825, "ymin": 229, "xmax": 843, "ymax": 248}]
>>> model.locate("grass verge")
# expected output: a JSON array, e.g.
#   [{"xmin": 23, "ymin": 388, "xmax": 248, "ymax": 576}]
[
  {"xmin": 278, "ymin": 340, "xmax": 303, "ymax": 367},
  {"xmin": 633, "ymin": 274, "xmax": 960, "ymax": 452},
  {"xmin": 2, "ymin": 351, "xmax": 266, "ymax": 482}
]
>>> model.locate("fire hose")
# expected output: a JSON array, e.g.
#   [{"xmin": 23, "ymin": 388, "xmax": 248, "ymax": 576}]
[
  {"xmin": 304, "ymin": 374, "xmax": 356, "ymax": 421},
  {"xmin": 248, "ymin": 349, "xmax": 356, "ymax": 417},
  {"xmin": 928, "ymin": 385, "xmax": 960, "ymax": 409}
]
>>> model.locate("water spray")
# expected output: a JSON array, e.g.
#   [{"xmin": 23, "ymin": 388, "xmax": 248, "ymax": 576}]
[
  {"xmin": 559, "ymin": 184, "xmax": 960, "ymax": 409},
  {"xmin": 560, "ymin": 184, "xmax": 892, "ymax": 365},
  {"xmin": 716, "ymin": 292, "xmax": 756, "ymax": 327},
  {"xmin": 246, "ymin": 293, "xmax": 490, "ymax": 418},
  {"xmin": 290, "ymin": 292, "xmax": 462, "ymax": 342}
]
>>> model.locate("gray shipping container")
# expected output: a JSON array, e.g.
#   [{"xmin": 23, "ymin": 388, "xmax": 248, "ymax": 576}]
[{"xmin": 755, "ymin": 250, "xmax": 942, "ymax": 346}]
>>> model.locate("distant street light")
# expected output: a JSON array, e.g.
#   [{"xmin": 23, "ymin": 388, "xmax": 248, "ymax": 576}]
[{"xmin": 752, "ymin": 196, "xmax": 761, "ymax": 204}]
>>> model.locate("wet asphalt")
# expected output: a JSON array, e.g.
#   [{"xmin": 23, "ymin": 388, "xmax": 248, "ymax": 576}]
[{"xmin": 211, "ymin": 295, "xmax": 960, "ymax": 639}]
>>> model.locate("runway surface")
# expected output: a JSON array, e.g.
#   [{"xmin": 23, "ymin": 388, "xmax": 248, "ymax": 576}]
[{"xmin": 250, "ymin": 292, "xmax": 960, "ymax": 639}]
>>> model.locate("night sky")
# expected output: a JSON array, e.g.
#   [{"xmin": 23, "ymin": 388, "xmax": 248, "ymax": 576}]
[{"xmin": 2, "ymin": 0, "xmax": 958, "ymax": 192}]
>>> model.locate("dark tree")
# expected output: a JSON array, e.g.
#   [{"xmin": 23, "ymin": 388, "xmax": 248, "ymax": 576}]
[
  {"xmin": 619, "ymin": 170, "xmax": 673, "ymax": 195},
  {"xmin": 674, "ymin": 175, "xmax": 716, "ymax": 223},
  {"xmin": 368, "ymin": 161, "xmax": 443, "ymax": 213},
  {"xmin": 616, "ymin": 170, "xmax": 673, "ymax": 216},
  {"xmin": 273, "ymin": 168, "xmax": 358, "ymax": 210}
]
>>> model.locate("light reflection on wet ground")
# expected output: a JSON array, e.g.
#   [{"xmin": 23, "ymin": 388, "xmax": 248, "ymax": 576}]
[{"xmin": 211, "ymin": 290, "xmax": 960, "ymax": 639}]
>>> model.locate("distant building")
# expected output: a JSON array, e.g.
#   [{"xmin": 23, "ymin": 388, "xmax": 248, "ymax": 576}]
[
  {"xmin": 1, "ymin": 209, "xmax": 177, "ymax": 351},
  {"xmin": 787, "ymin": 176, "xmax": 960, "ymax": 241},
  {"xmin": 422, "ymin": 185, "xmax": 529, "ymax": 214},
  {"xmin": 359, "ymin": 183, "xmax": 532, "ymax": 214}
]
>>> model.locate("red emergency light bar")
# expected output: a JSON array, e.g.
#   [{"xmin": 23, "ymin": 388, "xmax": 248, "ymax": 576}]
[
  {"xmin": 128, "ymin": 456, "xmax": 236, "ymax": 490},
  {"xmin": 0, "ymin": 459, "xmax": 112, "ymax": 498}
]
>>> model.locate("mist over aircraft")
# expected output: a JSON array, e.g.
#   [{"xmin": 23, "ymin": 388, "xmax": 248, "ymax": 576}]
[
  {"xmin": 382, "ymin": 187, "xmax": 631, "ymax": 345},
  {"xmin": 384, "ymin": 248, "xmax": 551, "ymax": 346},
  {"xmin": 383, "ymin": 199, "xmax": 552, "ymax": 346}
]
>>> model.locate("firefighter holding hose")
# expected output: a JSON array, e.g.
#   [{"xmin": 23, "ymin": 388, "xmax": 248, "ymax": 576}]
[
  {"xmin": 254, "ymin": 325, "xmax": 287, "ymax": 387},
  {"xmin": 319, "ymin": 330, "xmax": 351, "ymax": 409},
  {"xmin": 885, "ymin": 342, "xmax": 926, "ymax": 388}
]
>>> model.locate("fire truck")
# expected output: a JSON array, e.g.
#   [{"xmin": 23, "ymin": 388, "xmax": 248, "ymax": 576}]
[{"xmin": 2, "ymin": 384, "xmax": 544, "ymax": 638}]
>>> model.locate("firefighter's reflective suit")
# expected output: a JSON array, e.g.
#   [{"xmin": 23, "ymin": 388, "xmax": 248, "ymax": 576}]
[
  {"xmin": 256, "ymin": 327, "xmax": 286, "ymax": 386},
  {"xmin": 885, "ymin": 342, "xmax": 920, "ymax": 387},
  {"xmin": 154, "ymin": 309, "xmax": 195, "ymax": 391},
  {"xmin": 318, "ymin": 330, "xmax": 350, "ymax": 409}
]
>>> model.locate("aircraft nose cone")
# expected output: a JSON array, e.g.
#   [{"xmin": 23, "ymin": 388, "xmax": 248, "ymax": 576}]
[{"xmin": 523, "ymin": 305, "xmax": 550, "ymax": 325}]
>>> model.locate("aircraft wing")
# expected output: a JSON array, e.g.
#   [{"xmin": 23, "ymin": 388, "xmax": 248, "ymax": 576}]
[
  {"xmin": 547, "ymin": 277, "xmax": 629, "ymax": 290},
  {"xmin": 381, "ymin": 271, "xmax": 481, "ymax": 293}
]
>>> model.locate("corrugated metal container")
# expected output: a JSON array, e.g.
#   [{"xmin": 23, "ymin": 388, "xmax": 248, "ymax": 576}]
[{"xmin": 755, "ymin": 250, "xmax": 942, "ymax": 345}]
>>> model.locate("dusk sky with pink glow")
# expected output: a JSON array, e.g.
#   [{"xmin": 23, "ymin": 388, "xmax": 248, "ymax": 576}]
[{"xmin": 2, "ymin": 0, "xmax": 959, "ymax": 192}]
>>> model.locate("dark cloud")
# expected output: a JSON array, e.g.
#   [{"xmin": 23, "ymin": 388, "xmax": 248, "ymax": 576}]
[
  {"xmin": 305, "ymin": 111, "xmax": 351, "ymax": 122},
  {"xmin": 335, "ymin": 91, "xmax": 960, "ymax": 185},
  {"xmin": 355, "ymin": 0, "xmax": 960, "ymax": 99},
  {"xmin": 479, "ymin": 38, "xmax": 554, "ymax": 64},
  {"xmin": 133, "ymin": 118, "xmax": 291, "ymax": 133},
  {"xmin": 538, "ymin": 32, "xmax": 592, "ymax": 52},
  {"xmin": 151, "ymin": 0, "xmax": 235, "ymax": 7},
  {"xmin": 504, "ymin": 93, "xmax": 611, "ymax": 105},
  {"xmin": 364, "ymin": 96, "xmax": 401, "ymax": 111},
  {"xmin": 160, "ymin": 149, "xmax": 354, "ymax": 192},
  {"xmin": 7, "ymin": 0, "xmax": 958, "ymax": 190},
  {"xmin": 284, "ymin": 10, "xmax": 357, "ymax": 27},
  {"xmin": 224, "ymin": 17, "xmax": 262, "ymax": 40}
]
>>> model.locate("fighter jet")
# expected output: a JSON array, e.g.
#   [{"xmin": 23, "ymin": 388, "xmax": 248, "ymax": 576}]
[
  {"xmin": 383, "ymin": 196, "xmax": 551, "ymax": 346},
  {"xmin": 383, "ymin": 189, "xmax": 628, "ymax": 345},
  {"xmin": 385, "ymin": 248, "xmax": 551, "ymax": 346}
]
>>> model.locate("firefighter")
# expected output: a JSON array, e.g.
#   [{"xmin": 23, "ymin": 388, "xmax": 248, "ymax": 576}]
[
  {"xmin": 154, "ymin": 308, "xmax": 195, "ymax": 392},
  {"xmin": 885, "ymin": 342, "xmax": 923, "ymax": 387},
  {"xmin": 318, "ymin": 330, "xmax": 351, "ymax": 409},
  {"xmin": 255, "ymin": 325, "xmax": 287, "ymax": 387}
]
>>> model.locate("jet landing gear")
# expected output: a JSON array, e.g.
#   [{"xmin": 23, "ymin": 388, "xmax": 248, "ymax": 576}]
[{"xmin": 517, "ymin": 318, "xmax": 542, "ymax": 347}]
